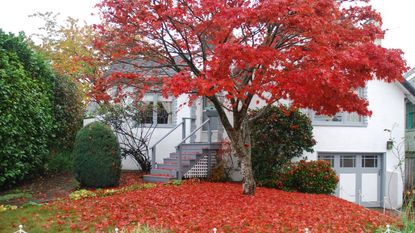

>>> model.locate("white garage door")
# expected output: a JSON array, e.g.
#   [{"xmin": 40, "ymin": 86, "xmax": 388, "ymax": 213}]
[{"xmin": 318, "ymin": 153, "xmax": 382, "ymax": 207}]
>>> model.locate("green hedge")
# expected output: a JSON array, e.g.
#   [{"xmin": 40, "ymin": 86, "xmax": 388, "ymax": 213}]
[
  {"xmin": 73, "ymin": 122, "xmax": 121, "ymax": 188},
  {"xmin": 250, "ymin": 105, "xmax": 315, "ymax": 187},
  {"xmin": 0, "ymin": 30, "xmax": 54, "ymax": 188}
]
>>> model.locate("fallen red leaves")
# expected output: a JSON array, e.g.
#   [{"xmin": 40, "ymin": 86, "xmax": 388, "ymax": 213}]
[
  {"xmin": 53, "ymin": 182, "xmax": 396, "ymax": 232},
  {"xmin": 118, "ymin": 171, "xmax": 144, "ymax": 187}
]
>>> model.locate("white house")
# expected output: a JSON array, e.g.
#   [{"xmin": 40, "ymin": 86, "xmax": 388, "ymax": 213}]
[{"xmin": 85, "ymin": 59, "xmax": 415, "ymax": 209}]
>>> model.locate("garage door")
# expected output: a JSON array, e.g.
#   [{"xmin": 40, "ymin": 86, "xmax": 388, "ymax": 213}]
[{"xmin": 318, "ymin": 153, "xmax": 383, "ymax": 207}]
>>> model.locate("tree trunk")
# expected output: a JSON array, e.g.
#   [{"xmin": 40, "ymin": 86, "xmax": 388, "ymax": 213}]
[
  {"xmin": 240, "ymin": 147, "xmax": 256, "ymax": 195},
  {"xmin": 230, "ymin": 120, "xmax": 256, "ymax": 195}
]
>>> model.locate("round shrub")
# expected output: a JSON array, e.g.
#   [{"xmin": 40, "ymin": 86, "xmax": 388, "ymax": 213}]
[
  {"xmin": 73, "ymin": 122, "xmax": 121, "ymax": 188},
  {"xmin": 250, "ymin": 105, "xmax": 315, "ymax": 187},
  {"xmin": 278, "ymin": 160, "xmax": 338, "ymax": 194}
]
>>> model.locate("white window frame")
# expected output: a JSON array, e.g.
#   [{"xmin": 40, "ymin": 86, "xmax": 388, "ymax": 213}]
[
  {"xmin": 142, "ymin": 93, "xmax": 177, "ymax": 128},
  {"xmin": 309, "ymin": 87, "xmax": 368, "ymax": 127}
]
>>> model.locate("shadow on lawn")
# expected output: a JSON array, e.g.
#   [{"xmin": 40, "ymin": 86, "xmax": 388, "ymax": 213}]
[{"xmin": 0, "ymin": 171, "xmax": 144, "ymax": 206}]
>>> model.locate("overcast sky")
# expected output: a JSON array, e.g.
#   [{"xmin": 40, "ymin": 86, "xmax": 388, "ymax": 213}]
[{"xmin": 0, "ymin": 0, "xmax": 414, "ymax": 69}]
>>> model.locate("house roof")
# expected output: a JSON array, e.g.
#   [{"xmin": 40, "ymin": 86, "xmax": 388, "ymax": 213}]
[
  {"xmin": 405, "ymin": 67, "xmax": 415, "ymax": 82},
  {"xmin": 401, "ymin": 68, "xmax": 415, "ymax": 103},
  {"xmin": 104, "ymin": 58, "xmax": 177, "ymax": 78}
]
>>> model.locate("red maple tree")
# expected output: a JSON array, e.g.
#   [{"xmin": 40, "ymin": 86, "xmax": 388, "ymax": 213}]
[{"xmin": 93, "ymin": 0, "xmax": 407, "ymax": 195}]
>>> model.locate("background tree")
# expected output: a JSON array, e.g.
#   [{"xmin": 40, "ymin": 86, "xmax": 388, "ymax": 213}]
[
  {"xmin": 28, "ymin": 12, "xmax": 102, "ymax": 158},
  {"xmin": 50, "ymin": 75, "xmax": 83, "ymax": 151},
  {"xmin": 93, "ymin": 0, "xmax": 407, "ymax": 195},
  {"xmin": 29, "ymin": 12, "xmax": 101, "ymax": 101}
]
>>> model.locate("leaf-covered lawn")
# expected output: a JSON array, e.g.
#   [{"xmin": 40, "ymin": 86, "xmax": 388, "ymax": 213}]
[{"xmin": 46, "ymin": 181, "xmax": 395, "ymax": 232}]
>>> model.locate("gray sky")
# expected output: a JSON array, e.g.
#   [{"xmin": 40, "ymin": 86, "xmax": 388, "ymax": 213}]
[{"xmin": 0, "ymin": 0, "xmax": 414, "ymax": 68}]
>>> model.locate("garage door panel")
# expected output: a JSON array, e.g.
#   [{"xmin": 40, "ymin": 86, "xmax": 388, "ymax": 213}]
[
  {"xmin": 319, "ymin": 153, "xmax": 382, "ymax": 207},
  {"xmin": 339, "ymin": 173, "xmax": 356, "ymax": 203},
  {"xmin": 361, "ymin": 173, "xmax": 378, "ymax": 202}
]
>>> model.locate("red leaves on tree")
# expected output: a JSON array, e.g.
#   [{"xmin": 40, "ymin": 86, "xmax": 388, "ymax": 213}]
[
  {"xmin": 53, "ymin": 182, "xmax": 396, "ymax": 232},
  {"xmin": 93, "ymin": 0, "xmax": 407, "ymax": 117}
]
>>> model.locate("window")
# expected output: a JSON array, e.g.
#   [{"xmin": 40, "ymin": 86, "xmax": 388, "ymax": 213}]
[
  {"xmin": 318, "ymin": 155, "xmax": 334, "ymax": 167},
  {"xmin": 311, "ymin": 88, "xmax": 366, "ymax": 126},
  {"xmin": 340, "ymin": 155, "xmax": 356, "ymax": 168},
  {"xmin": 141, "ymin": 93, "xmax": 174, "ymax": 125},
  {"xmin": 406, "ymin": 102, "xmax": 415, "ymax": 129},
  {"xmin": 362, "ymin": 155, "xmax": 378, "ymax": 168}
]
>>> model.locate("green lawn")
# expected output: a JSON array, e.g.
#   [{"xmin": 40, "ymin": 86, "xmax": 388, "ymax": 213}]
[
  {"xmin": 0, "ymin": 205, "xmax": 64, "ymax": 233},
  {"xmin": 0, "ymin": 204, "xmax": 167, "ymax": 233}
]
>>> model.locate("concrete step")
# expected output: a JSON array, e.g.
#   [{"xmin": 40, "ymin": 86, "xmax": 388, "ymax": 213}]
[
  {"xmin": 158, "ymin": 163, "xmax": 190, "ymax": 170},
  {"xmin": 163, "ymin": 158, "xmax": 193, "ymax": 166},
  {"xmin": 143, "ymin": 174, "xmax": 176, "ymax": 183},
  {"xmin": 151, "ymin": 168, "xmax": 177, "ymax": 176}
]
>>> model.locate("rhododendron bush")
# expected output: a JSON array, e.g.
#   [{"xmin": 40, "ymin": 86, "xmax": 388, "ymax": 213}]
[
  {"xmin": 277, "ymin": 160, "xmax": 339, "ymax": 194},
  {"xmin": 51, "ymin": 182, "xmax": 395, "ymax": 232},
  {"xmin": 93, "ymin": 0, "xmax": 407, "ymax": 194}
]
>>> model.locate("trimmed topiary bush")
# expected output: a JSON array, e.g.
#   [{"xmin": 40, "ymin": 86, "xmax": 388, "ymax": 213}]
[
  {"xmin": 277, "ymin": 160, "xmax": 338, "ymax": 194},
  {"xmin": 250, "ymin": 105, "xmax": 315, "ymax": 187},
  {"xmin": 73, "ymin": 122, "xmax": 121, "ymax": 188}
]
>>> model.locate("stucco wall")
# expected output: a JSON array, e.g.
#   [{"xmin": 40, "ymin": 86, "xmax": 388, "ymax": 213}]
[{"xmin": 303, "ymin": 80, "xmax": 406, "ymax": 208}]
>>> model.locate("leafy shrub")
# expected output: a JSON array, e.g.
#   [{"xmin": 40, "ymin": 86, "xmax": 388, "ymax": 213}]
[
  {"xmin": 250, "ymin": 105, "xmax": 315, "ymax": 187},
  {"xmin": 0, "ymin": 204, "xmax": 18, "ymax": 212},
  {"xmin": 277, "ymin": 160, "xmax": 338, "ymax": 194},
  {"xmin": 73, "ymin": 122, "xmax": 122, "ymax": 188},
  {"xmin": 0, "ymin": 30, "xmax": 54, "ymax": 188},
  {"xmin": 44, "ymin": 150, "xmax": 73, "ymax": 173},
  {"xmin": 51, "ymin": 75, "xmax": 83, "ymax": 151},
  {"xmin": 69, "ymin": 189, "xmax": 96, "ymax": 200}
]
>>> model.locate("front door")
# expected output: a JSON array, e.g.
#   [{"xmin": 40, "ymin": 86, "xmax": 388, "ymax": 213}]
[{"xmin": 318, "ymin": 153, "xmax": 382, "ymax": 207}]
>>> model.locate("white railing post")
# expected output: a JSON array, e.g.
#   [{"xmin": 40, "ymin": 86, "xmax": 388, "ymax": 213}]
[
  {"xmin": 304, "ymin": 228, "xmax": 310, "ymax": 233},
  {"xmin": 115, "ymin": 227, "xmax": 119, "ymax": 233},
  {"xmin": 385, "ymin": 224, "xmax": 390, "ymax": 233},
  {"xmin": 15, "ymin": 225, "xmax": 27, "ymax": 233},
  {"xmin": 213, "ymin": 227, "xmax": 217, "ymax": 233}
]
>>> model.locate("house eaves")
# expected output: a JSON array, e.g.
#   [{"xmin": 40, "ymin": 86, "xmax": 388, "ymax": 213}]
[{"xmin": 400, "ymin": 73, "xmax": 415, "ymax": 103}]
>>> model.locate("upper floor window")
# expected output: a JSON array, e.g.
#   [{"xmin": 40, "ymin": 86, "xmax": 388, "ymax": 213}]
[{"xmin": 310, "ymin": 88, "xmax": 366, "ymax": 126}]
